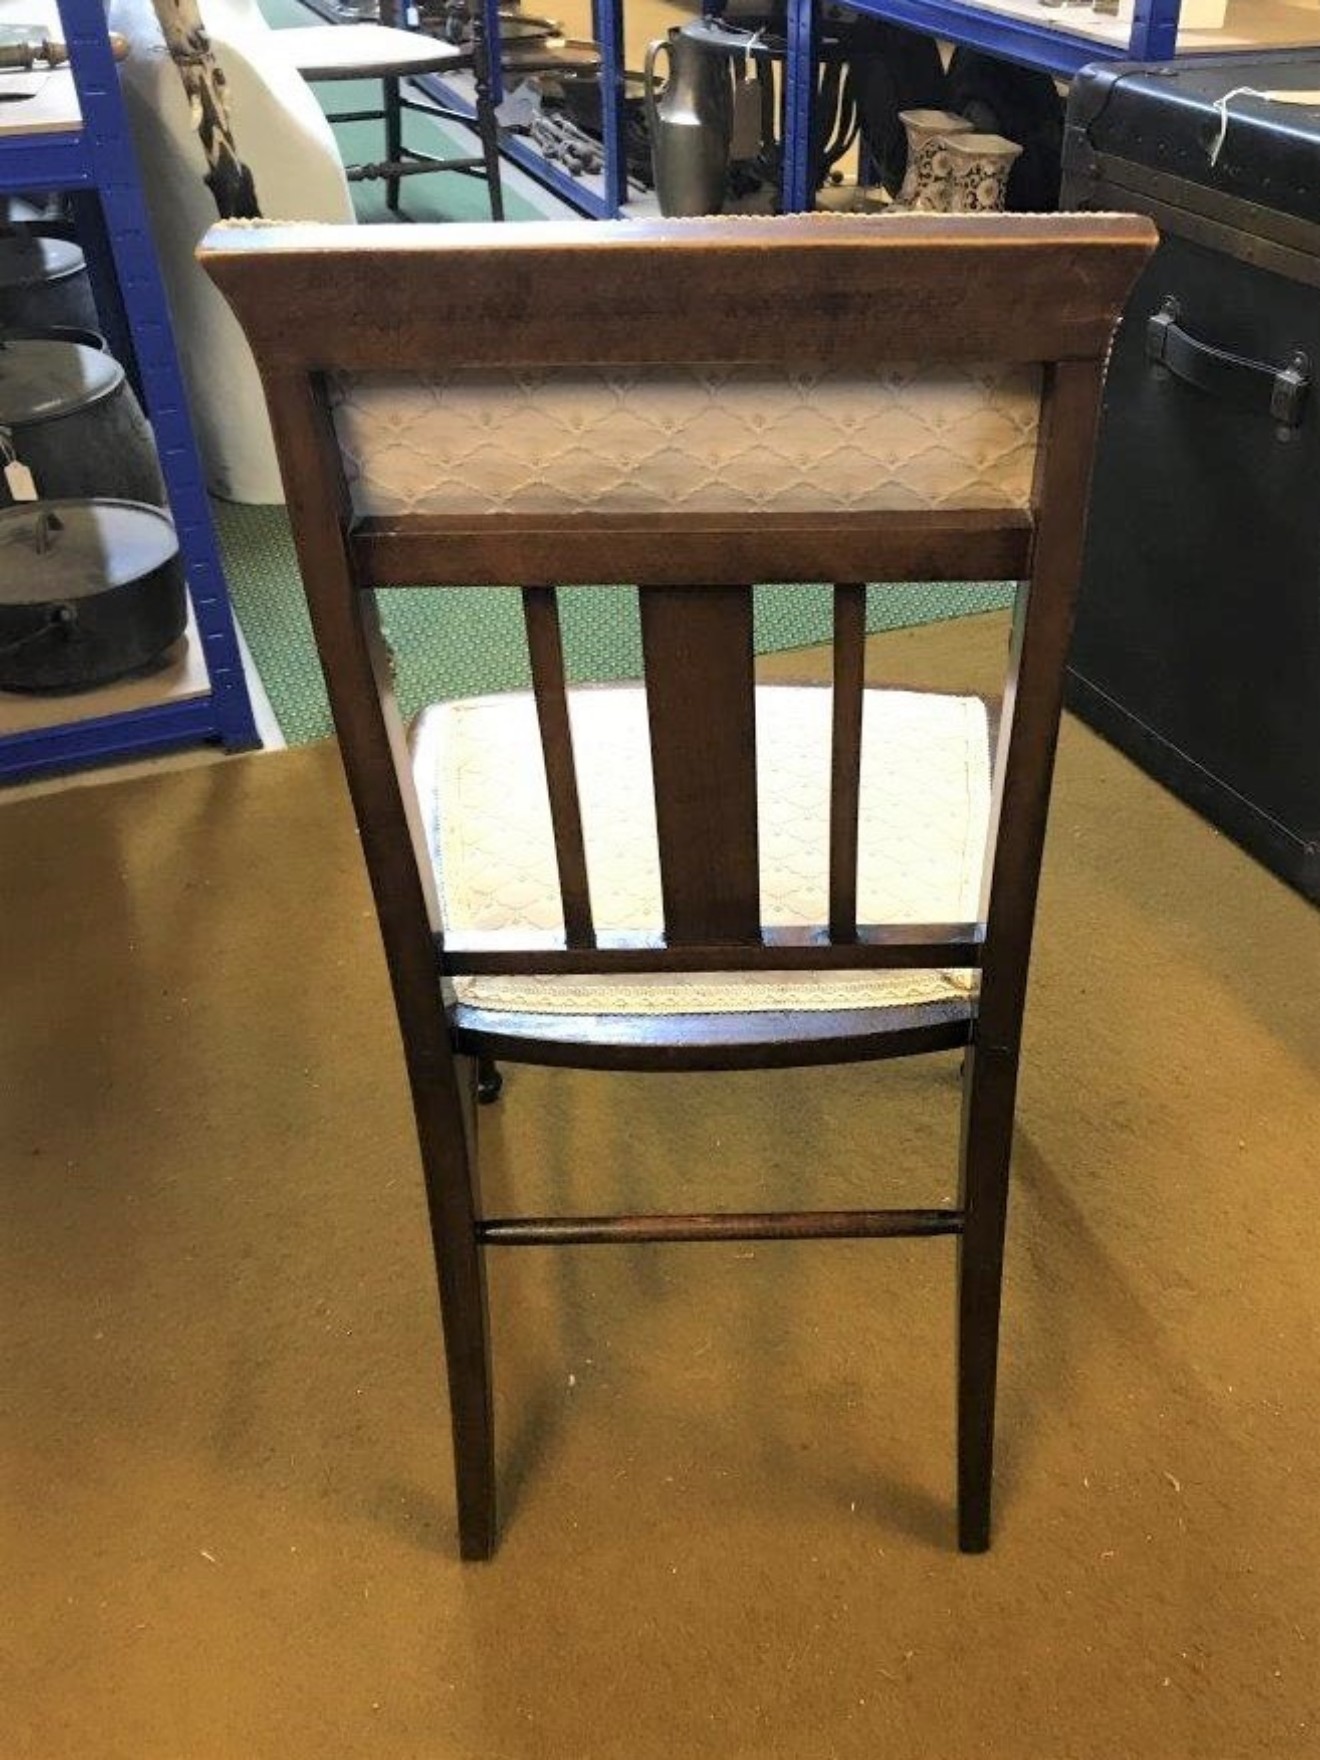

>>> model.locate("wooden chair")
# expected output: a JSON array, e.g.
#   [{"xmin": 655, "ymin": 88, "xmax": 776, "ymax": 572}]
[
  {"xmin": 202, "ymin": 213, "xmax": 1154, "ymax": 1561},
  {"xmin": 292, "ymin": 22, "xmax": 504, "ymax": 221},
  {"xmin": 203, "ymin": 0, "xmax": 504, "ymax": 219}
]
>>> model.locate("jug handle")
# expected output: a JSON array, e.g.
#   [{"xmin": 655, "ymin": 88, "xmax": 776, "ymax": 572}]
[{"xmin": 644, "ymin": 33, "xmax": 670, "ymax": 106}]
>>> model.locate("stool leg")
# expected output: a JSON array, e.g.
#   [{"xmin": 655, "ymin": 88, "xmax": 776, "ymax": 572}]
[
  {"xmin": 470, "ymin": 31, "xmax": 505, "ymax": 220},
  {"xmin": 384, "ymin": 75, "xmax": 404, "ymax": 215}
]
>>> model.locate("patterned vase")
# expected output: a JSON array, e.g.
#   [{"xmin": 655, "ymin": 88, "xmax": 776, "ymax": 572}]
[
  {"xmin": 895, "ymin": 109, "xmax": 974, "ymax": 210},
  {"xmin": 944, "ymin": 133, "xmax": 1024, "ymax": 214}
]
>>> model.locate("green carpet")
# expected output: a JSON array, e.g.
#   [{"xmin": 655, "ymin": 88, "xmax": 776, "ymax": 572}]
[{"xmin": 216, "ymin": 503, "xmax": 1014, "ymax": 746}]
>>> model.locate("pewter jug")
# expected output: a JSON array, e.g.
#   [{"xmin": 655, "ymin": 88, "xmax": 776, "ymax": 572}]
[{"xmin": 644, "ymin": 22, "xmax": 733, "ymax": 218}]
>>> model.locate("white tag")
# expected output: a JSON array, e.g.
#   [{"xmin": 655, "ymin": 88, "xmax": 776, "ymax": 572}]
[
  {"xmin": 4, "ymin": 460, "xmax": 37, "ymax": 501},
  {"xmin": 731, "ymin": 78, "xmax": 761, "ymax": 160}
]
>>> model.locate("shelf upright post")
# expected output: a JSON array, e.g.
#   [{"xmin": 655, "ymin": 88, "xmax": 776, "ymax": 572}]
[
  {"xmin": 783, "ymin": 0, "xmax": 819, "ymax": 211},
  {"xmin": 1130, "ymin": 0, "xmax": 1182, "ymax": 60},
  {"xmin": 591, "ymin": 0, "xmax": 628, "ymax": 215},
  {"xmin": 54, "ymin": 0, "xmax": 259, "ymax": 756}
]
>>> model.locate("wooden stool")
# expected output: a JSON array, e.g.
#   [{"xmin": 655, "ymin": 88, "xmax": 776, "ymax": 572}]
[{"xmin": 275, "ymin": 22, "xmax": 504, "ymax": 218}]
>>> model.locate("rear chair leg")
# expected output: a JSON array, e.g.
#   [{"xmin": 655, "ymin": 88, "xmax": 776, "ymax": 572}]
[
  {"xmin": 476, "ymin": 1055, "xmax": 504, "ymax": 1104},
  {"xmin": 955, "ymin": 1040, "xmax": 1018, "ymax": 1553},
  {"xmin": 416, "ymin": 1077, "xmax": 496, "ymax": 1559}
]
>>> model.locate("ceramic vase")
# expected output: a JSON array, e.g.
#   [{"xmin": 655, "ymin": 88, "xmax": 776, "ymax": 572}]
[
  {"xmin": 895, "ymin": 109, "xmax": 974, "ymax": 210},
  {"xmin": 944, "ymin": 133, "xmax": 1024, "ymax": 213}
]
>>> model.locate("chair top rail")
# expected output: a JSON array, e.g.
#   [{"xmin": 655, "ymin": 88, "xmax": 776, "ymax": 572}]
[{"xmin": 199, "ymin": 213, "xmax": 1157, "ymax": 373}]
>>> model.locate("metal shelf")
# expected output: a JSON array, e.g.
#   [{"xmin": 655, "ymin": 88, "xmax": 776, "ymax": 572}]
[
  {"xmin": 781, "ymin": 0, "xmax": 1320, "ymax": 208},
  {"xmin": 840, "ymin": 0, "xmax": 1179, "ymax": 82},
  {"xmin": 406, "ymin": 63, "xmax": 617, "ymax": 216},
  {"xmin": 299, "ymin": 0, "xmax": 1320, "ymax": 218},
  {"xmin": 0, "ymin": 0, "xmax": 260, "ymax": 782}
]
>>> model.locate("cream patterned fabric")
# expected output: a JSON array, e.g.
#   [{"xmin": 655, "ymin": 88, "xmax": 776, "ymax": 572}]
[
  {"xmin": 411, "ymin": 684, "xmax": 990, "ymax": 1015},
  {"xmin": 332, "ymin": 364, "xmax": 1041, "ymax": 518}
]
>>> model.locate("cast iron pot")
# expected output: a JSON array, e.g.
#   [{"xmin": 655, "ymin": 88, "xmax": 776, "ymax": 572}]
[
  {"xmin": 0, "ymin": 499, "xmax": 186, "ymax": 692},
  {"xmin": 0, "ymin": 339, "xmax": 164, "ymax": 507},
  {"xmin": 0, "ymin": 234, "xmax": 97, "ymax": 333}
]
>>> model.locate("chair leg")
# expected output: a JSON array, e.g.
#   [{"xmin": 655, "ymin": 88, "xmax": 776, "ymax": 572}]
[
  {"xmin": 955, "ymin": 1039, "xmax": 1018, "ymax": 1553},
  {"xmin": 476, "ymin": 1055, "xmax": 503, "ymax": 1104},
  {"xmin": 415, "ymin": 1071, "xmax": 497, "ymax": 1559},
  {"xmin": 384, "ymin": 76, "xmax": 404, "ymax": 215}
]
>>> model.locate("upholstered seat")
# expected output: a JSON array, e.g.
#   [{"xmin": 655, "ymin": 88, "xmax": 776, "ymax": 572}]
[{"xmin": 412, "ymin": 683, "xmax": 989, "ymax": 1015}]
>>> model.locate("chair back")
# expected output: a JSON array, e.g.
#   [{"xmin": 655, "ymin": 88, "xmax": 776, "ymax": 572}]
[{"xmin": 202, "ymin": 216, "xmax": 1153, "ymax": 1030}]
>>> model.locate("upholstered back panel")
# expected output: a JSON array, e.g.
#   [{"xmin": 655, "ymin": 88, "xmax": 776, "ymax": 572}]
[{"xmin": 329, "ymin": 363, "xmax": 1042, "ymax": 518}]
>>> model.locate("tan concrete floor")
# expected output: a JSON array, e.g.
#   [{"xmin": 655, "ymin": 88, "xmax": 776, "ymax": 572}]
[{"xmin": 3, "ymin": 613, "xmax": 1319, "ymax": 1758}]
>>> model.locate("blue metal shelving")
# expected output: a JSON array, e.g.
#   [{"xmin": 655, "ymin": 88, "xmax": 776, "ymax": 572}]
[
  {"xmin": 864, "ymin": 0, "xmax": 1179, "ymax": 82},
  {"xmin": 306, "ymin": 0, "xmax": 1320, "ymax": 221},
  {"xmin": 0, "ymin": 0, "xmax": 260, "ymax": 782},
  {"xmin": 781, "ymin": 0, "xmax": 1185, "ymax": 208}
]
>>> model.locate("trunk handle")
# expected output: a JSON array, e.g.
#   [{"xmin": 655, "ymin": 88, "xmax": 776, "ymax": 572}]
[{"xmin": 1146, "ymin": 296, "xmax": 1310, "ymax": 435}]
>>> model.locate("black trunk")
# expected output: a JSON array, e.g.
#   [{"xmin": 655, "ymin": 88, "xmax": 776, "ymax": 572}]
[{"xmin": 1063, "ymin": 53, "xmax": 1320, "ymax": 902}]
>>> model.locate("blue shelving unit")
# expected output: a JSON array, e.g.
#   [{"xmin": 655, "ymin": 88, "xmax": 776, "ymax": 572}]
[
  {"xmin": 872, "ymin": 0, "xmax": 1178, "ymax": 81},
  {"xmin": 264, "ymin": 0, "xmax": 1320, "ymax": 224},
  {"xmin": 782, "ymin": 0, "xmax": 1181, "ymax": 209},
  {"xmin": 0, "ymin": 0, "xmax": 260, "ymax": 781}
]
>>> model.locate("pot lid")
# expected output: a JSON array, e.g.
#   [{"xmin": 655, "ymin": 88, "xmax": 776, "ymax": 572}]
[
  {"xmin": 0, "ymin": 234, "xmax": 86, "ymax": 291},
  {"xmin": 0, "ymin": 339, "xmax": 123, "ymax": 425},
  {"xmin": 0, "ymin": 500, "xmax": 179, "ymax": 603},
  {"xmin": 0, "ymin": 326, "xmax": 107, "ymax": 351}
]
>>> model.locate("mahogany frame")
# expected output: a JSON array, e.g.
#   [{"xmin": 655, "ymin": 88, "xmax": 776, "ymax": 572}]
[{"xmin": 203, "ymin": 214, "xmax": 1155, "ymax": 1560}]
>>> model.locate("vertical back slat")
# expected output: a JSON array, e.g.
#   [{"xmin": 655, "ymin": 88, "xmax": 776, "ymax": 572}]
[
  {"xmin": 522, "ymin": 586, "xmax": 595, "ymax": 947},
  {"xmin": 639, "ymin": 586, "xmax": 761, "ymax": 946},
  {"xmin": 828, "ymin": 582, "xmax": 867, "ymax": 941}
]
